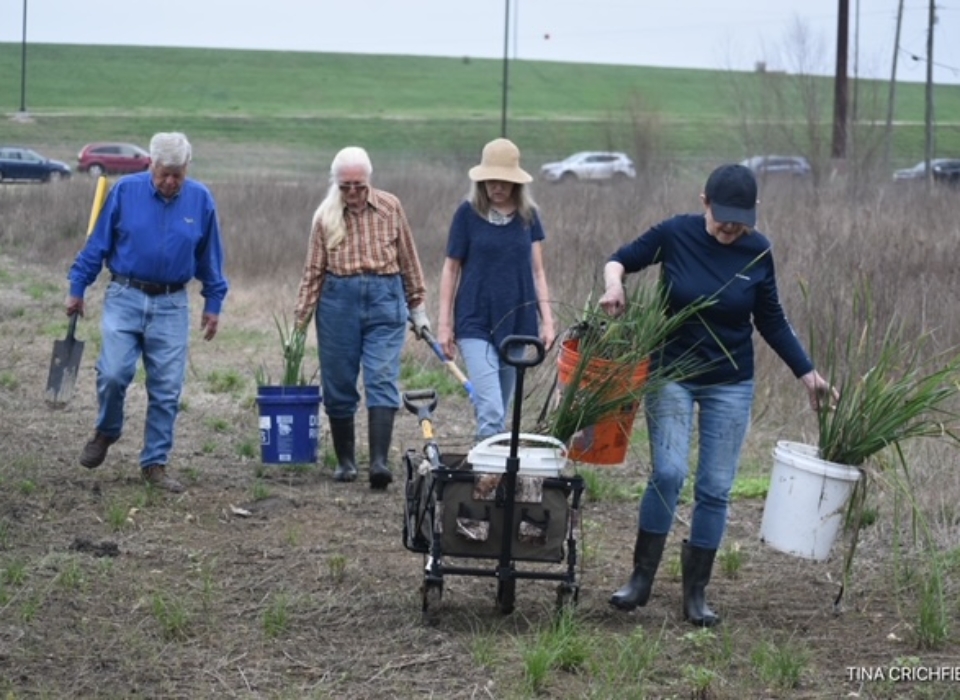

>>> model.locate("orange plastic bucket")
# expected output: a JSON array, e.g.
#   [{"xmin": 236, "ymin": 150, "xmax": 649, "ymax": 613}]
[{"xmin": 556, "ymin": 337, "xmax": 650, "ymax": 465}]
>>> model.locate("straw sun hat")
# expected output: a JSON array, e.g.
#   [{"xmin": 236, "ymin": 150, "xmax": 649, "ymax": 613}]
[{"xmin": 468, "ymin": 138, "xmax": 532, "ymax": 184}]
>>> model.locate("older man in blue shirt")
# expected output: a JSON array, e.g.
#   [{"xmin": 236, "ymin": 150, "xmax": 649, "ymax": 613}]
[{"xmin": 66, "ymin": 132, "xmax": 228, "ymax": 493}]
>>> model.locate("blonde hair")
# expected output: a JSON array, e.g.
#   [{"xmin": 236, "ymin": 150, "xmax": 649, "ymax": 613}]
[
  {"xmin": 312, "ymin": 146, "xmax": 373, "ymax": 251},
  {"xmin": 468, "ymin": 181, "xmax": 538, "ymax": 226}
]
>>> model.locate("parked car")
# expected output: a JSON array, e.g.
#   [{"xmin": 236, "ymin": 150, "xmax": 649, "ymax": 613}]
[
  {"xmin": 893, "ymin": 158, "xmax": 960, "ymax": 182},
  {"xmin": 540, "ymin": 151, "xmax": 636, "ymax": 183},
  {"xmin": 740, "ymin": 155, "xmax": 811, "ymax": 178},
  {"xmin": 77, "ymin": 142, "xmax": 151, "ymax": 177},
  {"xmin": 0, "ymin": 146, "xmax": 72, "ymax": 183},
  {"xmin": 933, "ymin": 160, "xmax": 960, "ymax": 186}
]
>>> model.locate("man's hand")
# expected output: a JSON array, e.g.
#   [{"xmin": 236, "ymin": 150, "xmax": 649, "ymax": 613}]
[
  {"xmin": 200, "ymin": 312, "xmax": 219, "ymax": 341},
  {"xmin": 65, "ymin": 296, "xmax": 85, "ymax": 318},
  {"xmin": 409, "ymin": 305, "xmax": 432, "ymax": 340}
]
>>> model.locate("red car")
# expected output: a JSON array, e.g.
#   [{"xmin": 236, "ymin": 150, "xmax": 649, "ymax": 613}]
[{"xmin": 77, "ymin": 142, "xmax": 151, "ymax": 177}]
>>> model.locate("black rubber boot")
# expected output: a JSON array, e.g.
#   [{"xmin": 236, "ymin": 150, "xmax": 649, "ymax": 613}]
[
  {"xmin": 609, "ymin": 530, "xmax": 668, "ymax": 611},
  {"xmin": 367, "ymin": 407, "xmax": 395, "ymax": 490},
  {"xmin": 682, "ymin": 540, "xmax": 720, "ymax": 627},
  {"xmin": 328, "ymin": 416, "xmax": 357, "ymax": 482}
]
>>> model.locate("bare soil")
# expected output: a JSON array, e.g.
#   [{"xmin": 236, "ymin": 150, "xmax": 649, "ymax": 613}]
[{"xmin": 1, "ymin": 254, "xmax": 957, "ymax": 699}]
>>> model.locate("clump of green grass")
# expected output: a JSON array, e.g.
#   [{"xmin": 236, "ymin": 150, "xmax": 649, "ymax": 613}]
[
  {"xmin": 520, "ymin": 611, "xmax": 594, "ymax": 694},
  {"xmin": 328, "ymin": 554, "xmax": 347, "ymax": 583},
  {"xmin": 682, "ymin": 664, "xmax": 719, "ymax": 699},
  {"xmin": 237, "ymin": 440, "xmax": 258, "ymax": 459},
  {"xmin": 206, "ymin": 368, "xmax": 244, "ymax": 394},
  {"xmin": 57, "ymin": 559, "xmax": 85, "ymax": 590},
  {"xmin": 206, "ymin": 417, "xmax": 231, "ymax": 432},
  {"xmin": 916, "ymin": 563, "xmax": 949, "ymax": 649},
  {"xmin": 577, "ymin": 468, "xmax": 639, "ymax": 503},
  {"xmin": 0, "ymin": 371, "xmax": 19, "ymax": 390},
  {"xmin": 105, "ymin": 500, "xmax": 130, "ymax": 532},
  {"xmin": 750, "ymin": 638, "xmax": 808, "ymax": 690},
  {"xmin": 717, "ymin": 541, "xmax": 744, "ymax": 578},
  {"xmin": 3, "ymin": 558, "xmax": 27, "ymax": 586},
  {"xmin": 399, "ymin": 361, "xmax": 461, "ymax": 397},
  {"xmin": 251, "ymin": 479, "xmax": 271, "ymax": 501},
  {"xmin": 730, "ymin": 476, "xmax": 767, "ymax": 500},
  {"xmin": 151, "ymin": 592, "xmax": 191, "ymax": 640},
  {"xmin": 262, "ymin": 593, "xmax": 290, "ymax": 638}
]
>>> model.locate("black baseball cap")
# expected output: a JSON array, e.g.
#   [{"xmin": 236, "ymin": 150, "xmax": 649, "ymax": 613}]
[{"xmin": 704, "ymin": 164, "xmax": 758, "ymax": 227}]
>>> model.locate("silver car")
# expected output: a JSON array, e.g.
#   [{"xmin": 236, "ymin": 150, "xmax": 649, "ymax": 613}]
[
  {"xmin": 540, "ymin": 151, "xmax": 636, "ymax": 183},
  {"xmin": 893, "ymin": 158, "xmax": 960, "ymax": 181}
]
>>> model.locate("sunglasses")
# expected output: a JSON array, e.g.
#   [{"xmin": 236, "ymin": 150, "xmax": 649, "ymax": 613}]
[{"xmin": 338, "ymin": 182, "xmax": 368, "ymax": 193}]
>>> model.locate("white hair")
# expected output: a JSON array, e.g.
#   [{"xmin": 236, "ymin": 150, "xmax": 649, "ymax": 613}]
[
  {"xmin": 149, "ymin": 132, "xmax": 192, "ymax": 168},
  {"xmin": 312, "ymin": 147, "xmax": 373, "ymax": 251}
]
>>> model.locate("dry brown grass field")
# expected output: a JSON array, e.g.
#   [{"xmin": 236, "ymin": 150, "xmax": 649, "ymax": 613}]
[{"xmin": 1, "ymin": 161, "xmax": 960, "ymax": 699}]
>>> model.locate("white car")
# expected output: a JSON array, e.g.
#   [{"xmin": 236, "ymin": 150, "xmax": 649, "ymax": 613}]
[
  {"xmin": 740, "ymin": 155, "xmax": 811, "ymax": 178},
  {"xmin": 540, "ymin": 151, "xmax": 636, "ymax": 183}
]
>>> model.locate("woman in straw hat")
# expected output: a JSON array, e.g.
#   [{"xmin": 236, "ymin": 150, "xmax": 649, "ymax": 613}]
[{"xmin": 437, "ymin": 138, "xmax": 556, "ymax": 440}]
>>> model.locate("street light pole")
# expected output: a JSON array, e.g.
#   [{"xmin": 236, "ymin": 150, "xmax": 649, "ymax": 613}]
[
  {"xmin": 20, "ymin": 0, "xmax": 28, "ymax": 114},
  {"xmin": 500, "ymin": 0, "xmax": 510, "ymax": 137}
]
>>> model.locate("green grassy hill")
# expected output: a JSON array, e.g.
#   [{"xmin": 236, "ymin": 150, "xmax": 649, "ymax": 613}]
[{"xmin": 1, "ymin": 43, "xmax": 958, "ymax": 169}]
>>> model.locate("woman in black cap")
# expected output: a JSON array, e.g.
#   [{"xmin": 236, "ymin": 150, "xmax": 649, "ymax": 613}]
[{"xmin": 600, "ymin": 163, "xmax": 835, "ymax": 627}]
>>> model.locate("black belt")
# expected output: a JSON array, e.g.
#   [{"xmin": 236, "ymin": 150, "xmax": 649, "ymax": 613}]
[{"xmin": 111, "ymin": 274, "xmax": 185, "ymax": 296}]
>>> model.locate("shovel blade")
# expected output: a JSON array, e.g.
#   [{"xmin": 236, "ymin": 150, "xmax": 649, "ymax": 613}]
[{"xmin": 45, "ymin": 317, "xmax": 85, "ymax": 407}]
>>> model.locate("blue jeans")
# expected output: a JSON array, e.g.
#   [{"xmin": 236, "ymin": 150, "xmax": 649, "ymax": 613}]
[
  {"xmin": 639, "ymin": 380, "xmax": 754, "ymax": 550},
  {"xmin": 316, "ymin": 274, "xmax": 406, "ymax": 418},
  {"xmin": 96, "ymin": 282, "xmax": 190, "ymax": 468},
  {"xmin": 458, "ymin": 338, "xmax": 517, "ymax": 439}
]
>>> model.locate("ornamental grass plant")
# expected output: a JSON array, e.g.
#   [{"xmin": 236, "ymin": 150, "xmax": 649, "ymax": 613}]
[
  {"xmin": 813, "ymin": 291, "xmax": 960, "ymax": 469},
  {"xmin": 806, "ymin": 286, "xmax": 960, "ymax": 604},
  {"xmin": 543, "ymin": 279, "xmax": 718, "ymax": 445},
  {"xmin": 255, "ymin": 314, "xmax": 315, "ymax": 387}
]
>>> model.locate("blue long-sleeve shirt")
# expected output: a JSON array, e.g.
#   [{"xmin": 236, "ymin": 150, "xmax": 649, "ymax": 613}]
[
  {"xmin": 69, "ymin": 172, "xmax": 229, "ymax": 315},
  {"xmin": 610, "ymin": 213, "xmax": 813, "ymax": 386}
]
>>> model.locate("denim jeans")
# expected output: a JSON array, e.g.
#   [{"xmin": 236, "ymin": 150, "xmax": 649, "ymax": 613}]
[
  {"xmin": 96, "ymin": 282, "xmax": 190, "ymax": 468},
  {"xmin": 639, "ymin": 379, "xmax": 754, "ymax": 550},
  {"xmin": 316, "ymin": 274, "xmax": 406, "ymax": 418},
  {"xmin": 458, "ymin": 338, "xmax": 517, "ymax": 439}
]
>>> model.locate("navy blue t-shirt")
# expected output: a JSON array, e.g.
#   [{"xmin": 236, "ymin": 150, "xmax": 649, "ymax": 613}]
[
  {"xmin": 610, "ymin": 213, "xmax": 813, "ymax": 386},
  {"xmin": 447, "ymin": 201, "xmax": 544, "ymax": 350}
]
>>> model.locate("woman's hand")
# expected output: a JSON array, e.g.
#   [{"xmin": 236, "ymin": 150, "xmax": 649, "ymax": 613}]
[
  {"xmin": 599, "ymin": 285, "xmax": 626, "ymax": 317},
  {"xmin": 599, "ymin": 261, "xmax": 627, "ymax": 317},
  {"xmin": 800, "ymin": 370, "xmax": 838, "ymax": 411},
  {"xmin": 437, "ymin": 326, "xmax": 457, "ymax": 360}
]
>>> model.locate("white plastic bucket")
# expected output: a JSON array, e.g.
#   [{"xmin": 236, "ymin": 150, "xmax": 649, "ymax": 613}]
[
  {"xmin": 759, "ymin": 441, "xmax": 862, "ymax": 561},
  {"xmin": 467, "ymin": 433, "xmax": 568, "ymax": 477}
]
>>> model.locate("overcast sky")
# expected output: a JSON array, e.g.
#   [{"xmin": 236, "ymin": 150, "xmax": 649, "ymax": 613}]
[{"xmin": 3, "ymin": 0, "xmax": 958, "ymax": 85}]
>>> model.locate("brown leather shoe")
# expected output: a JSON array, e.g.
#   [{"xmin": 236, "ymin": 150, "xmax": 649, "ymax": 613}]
[
  {"xmin": 141, "ymin": 465, "xmax": 185, "ymax": 493},
  {"xmin": 80, "ymin": 432, "xmax": 118, "ymax": 469}
]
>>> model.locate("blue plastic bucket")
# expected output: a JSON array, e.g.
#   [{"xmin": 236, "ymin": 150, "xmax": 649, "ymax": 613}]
[{"xmin": 256, "ymin": 385, "xmax": 322, "ymax": 464}]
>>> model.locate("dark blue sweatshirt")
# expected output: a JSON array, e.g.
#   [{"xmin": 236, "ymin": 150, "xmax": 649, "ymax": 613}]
[{"xmin": 610, "ymin": 213, "xmax": 813, "ymax": 386}]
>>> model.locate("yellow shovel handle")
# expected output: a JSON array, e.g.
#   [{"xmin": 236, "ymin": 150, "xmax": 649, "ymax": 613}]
[{"xmin": 86, "ymin": 176, "xmax": 109, "ymax": 237}]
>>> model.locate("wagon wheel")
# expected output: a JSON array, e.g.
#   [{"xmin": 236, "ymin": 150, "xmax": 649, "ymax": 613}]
[
  {"xmin": 555, "ymin": 583, "xmax": 579, "ymax": 614},
  {"xmin": 421, "ymin": 580, "xmax": 442, "ymax": 625},
  {"xmin": 496, "ymin": 579, "xmax": 516, "ymax": 615}
]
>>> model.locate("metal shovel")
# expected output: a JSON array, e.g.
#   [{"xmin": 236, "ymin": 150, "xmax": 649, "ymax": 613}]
[{"xmin": 45, "ymin": 314, "xmax": 85, "ymax": 407}]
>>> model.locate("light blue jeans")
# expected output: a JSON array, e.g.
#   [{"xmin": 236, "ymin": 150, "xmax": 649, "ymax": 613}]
[
  {"xmin": 639, "ymin": 379, "xmax": 754, "ymax": 550},
  {"xmin": 458, "ymin": 338, "xmax": 517, "ymax": 439},
  {"xmin": 316, "ymin": 274, "xmax": 406, "ymax": 419},
  {"xmin": 96, "ymin": 282, "xmax": 190, "ymax": 468}
]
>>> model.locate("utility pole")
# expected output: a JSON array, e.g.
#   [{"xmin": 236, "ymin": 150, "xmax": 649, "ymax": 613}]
[
  {"xmin": 923, "ymin": 0, "xmax": 936, "ymax": 185},
  {"xmin": 831, "ymin": 0, "xmax": 849, "ymax": 160},
  {"xmin": 883, "ymin": 0, "xmax": 905, "ymax": 170},
  {"xmin": 500, "ymin": 0, "xmax": 510, "ymax": 137},
  {"xmin": 19, "ymin": 0, "xmax": 28, "ymax": 114}
]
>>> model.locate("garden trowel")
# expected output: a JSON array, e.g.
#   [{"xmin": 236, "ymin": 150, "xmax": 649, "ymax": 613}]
[{"xmin": 45, "ymin": 314, "xmax": 84, "ymax": 406}]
